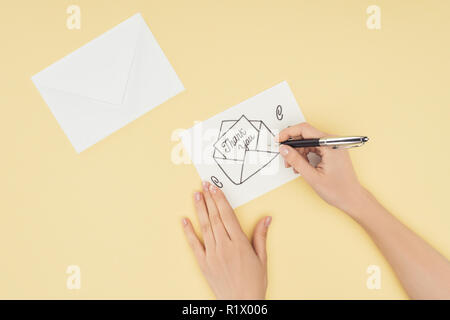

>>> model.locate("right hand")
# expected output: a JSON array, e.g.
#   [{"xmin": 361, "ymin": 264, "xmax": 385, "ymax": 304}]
[{"xmin": 278, "ymin": 123, "xmax": 366, "ymax": 217}]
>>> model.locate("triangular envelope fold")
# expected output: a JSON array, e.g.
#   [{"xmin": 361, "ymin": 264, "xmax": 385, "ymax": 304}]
[
  {"xmin": 241, "ymin": 150, "xmax": 279, "ymax": 182},
  {"xmin": 32, "ymin": 14, "xmax": 142, "ymax": 105},
  {"xmin": 214, "ymin": 157, "xmax": 244, "ymax": 185}
]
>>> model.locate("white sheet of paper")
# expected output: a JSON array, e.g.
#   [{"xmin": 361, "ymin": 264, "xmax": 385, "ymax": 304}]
[
  {"xmin": 181, "ymin": 81, "xmax": 306, "ymax": 208},
  {"xmin": 32, "ymin": 13, "xmax": 184, "ymax": 152}
]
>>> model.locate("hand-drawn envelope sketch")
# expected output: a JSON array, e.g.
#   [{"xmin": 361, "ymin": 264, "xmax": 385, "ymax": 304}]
[
  {"xmin": 181, "ymin": 81, "xmax": 306, "ymax": 208},
  {"xmin": 213, "ymin": 115, "xmax": 279, "ymax": 185}
]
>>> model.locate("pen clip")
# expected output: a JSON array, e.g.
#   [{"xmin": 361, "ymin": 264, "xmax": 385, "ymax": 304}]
[{"xmin": 332, "ymin": 141, "xmax": 365, "ymax": 149}]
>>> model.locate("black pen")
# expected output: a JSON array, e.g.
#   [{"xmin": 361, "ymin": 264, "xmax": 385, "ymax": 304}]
[{"xmin": 279, "ymin": 136, "xmax": 369, "ymax": 149}]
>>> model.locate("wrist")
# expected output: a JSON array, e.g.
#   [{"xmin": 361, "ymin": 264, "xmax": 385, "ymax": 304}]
[{"xmin": 341, "ymin": 186, "xmax": 376, "ymax": 221}]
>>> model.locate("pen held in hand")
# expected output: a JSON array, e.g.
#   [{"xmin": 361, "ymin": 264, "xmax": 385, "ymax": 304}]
[{"xmin": 277, "ymin": 136, "xmax": 369, "ymax": 149}]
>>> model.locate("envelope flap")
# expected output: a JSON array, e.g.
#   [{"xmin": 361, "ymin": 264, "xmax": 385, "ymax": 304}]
[
  {"xmin": 255, "ymin": 121, "xmax": 278, "ymax": 152},
  {"xmin": 241, "ymin": 150, "xmax": 278, "ymax": 182},
  {"xmin": 32, "ymin": 13, "xmax": 143, "ymax": 105}
]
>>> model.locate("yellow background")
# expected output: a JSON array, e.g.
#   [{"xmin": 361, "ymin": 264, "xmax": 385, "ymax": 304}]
[{"xmin": 1, "ymin": 0, "xmax": 449, "ymax": 299}]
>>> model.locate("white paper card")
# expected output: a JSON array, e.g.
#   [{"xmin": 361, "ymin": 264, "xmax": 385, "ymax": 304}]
[
  {"xmin": 32, "ymin": 13, "xmax": 184, "ymax": 152},
  {"xmin": 181, "ymin": 81, "xmax": 306, "ymax": 208}
]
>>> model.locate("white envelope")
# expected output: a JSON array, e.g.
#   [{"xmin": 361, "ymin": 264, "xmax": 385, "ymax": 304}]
[
  {"xmin": 213, "ymin": 115, "xmax": 279, "ymax": 185},
  {"xmin": 32, "ymin": 13, "xmax": 184, "ymax": 152}
]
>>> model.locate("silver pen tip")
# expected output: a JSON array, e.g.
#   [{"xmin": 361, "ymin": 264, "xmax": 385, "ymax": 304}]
[{"xmin": 363, "ymin": 137, "xmax": 369, "ymax": 143}]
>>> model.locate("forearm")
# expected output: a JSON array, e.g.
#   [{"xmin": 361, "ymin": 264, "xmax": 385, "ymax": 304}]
[
  {"xmin": 347, "ymin": 188, "xmax": 450, "ymax": 299},
  {"xmin": 277, "ymin": 123, "xmax": 450, "ymax": 298}
]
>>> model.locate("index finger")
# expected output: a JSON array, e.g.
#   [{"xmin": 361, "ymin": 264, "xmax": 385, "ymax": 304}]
[
  {"xmin": 208, "ymin": 184, "xmax": 245, "ymax": 241},
  {"xmin": 193, "ymin": 191, "xmax": 216, "ymax": 252},
  {"xmin": 277, "ymin": 122, "xmax": 327, "ymax": 142}
]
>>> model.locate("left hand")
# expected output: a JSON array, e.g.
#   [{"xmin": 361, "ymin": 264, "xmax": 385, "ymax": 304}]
[{"xmin": 182, "ymin": 181, "xmax": 272, "ymax": 300}]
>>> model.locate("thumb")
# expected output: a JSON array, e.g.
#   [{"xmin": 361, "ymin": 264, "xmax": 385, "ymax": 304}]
[
  {"xmin": 279, "ymin": 145, "xmax": 318, "ymax": 184},
  {"xmin": 252, "ymin": 216, "xmax": 272, "ymax": 265}
]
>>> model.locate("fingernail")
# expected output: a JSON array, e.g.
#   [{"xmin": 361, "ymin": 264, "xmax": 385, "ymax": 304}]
[
  {"xmin": 182, "ymin": 218, "xmax": 188, "ymax": 226},
  {"xmin": 274, "ymin": 134, "xmax": 279, "ymax": 142},
  {"xmin": 209, "ymin": 184, "xmax": 217, "ymax": 194},
  {"xmin": 280, "ymin": 146, "xmax": 289, "ymax": 156},
  {"xmin": 264, "ymin": 216, "xmax": 272, "ymax": 227},
  {"xmin": 194, "ymin": 192, "xmax": 201, "ymax": 201},
  {"xmin": 202, "ymin": 181, "xmax": 209, "ymax": 191}
]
